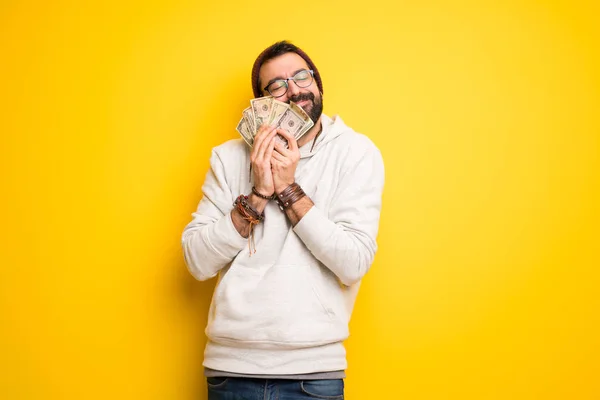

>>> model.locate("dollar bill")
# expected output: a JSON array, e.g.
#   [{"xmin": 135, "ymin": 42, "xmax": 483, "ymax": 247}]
[
  {"xmin": 268, "ymin": 99, "xmax": 289, "ymax": 126},
  {"xmin": 291, "ymin": 101, "xmax": 315, "ymax": 138},
  {"xmin": 276, "ymin": 101, "xmax": 314, "ymax": 140},
  {"xmin": 250, "ymin": 96, "xmax": 273, "ymax": 133},
  {"xmin": 236, "ymin": 117, "xmax": 253, "ymax": 148},
  {"xmin": 242, "ymin": 106, "xmax": 256, "ymax": 136}
]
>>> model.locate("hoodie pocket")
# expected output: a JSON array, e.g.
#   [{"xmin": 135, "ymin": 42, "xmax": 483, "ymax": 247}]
[{"xmin": 207, "ymin": 264, "xmax": 348, "ymax": 348}]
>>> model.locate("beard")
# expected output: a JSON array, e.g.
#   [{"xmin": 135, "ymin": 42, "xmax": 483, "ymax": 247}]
[{"xmin": 288, "ymin": 92, "xmax": 323, "ymax": 123}]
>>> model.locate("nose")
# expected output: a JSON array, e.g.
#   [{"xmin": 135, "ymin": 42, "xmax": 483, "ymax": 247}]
[{"xmin": 286, "ymin": 78, "xmax": 301, "ymax": 98}]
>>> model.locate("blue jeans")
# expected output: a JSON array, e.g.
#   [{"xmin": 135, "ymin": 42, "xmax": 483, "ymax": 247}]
[{"xmin": 207, "ymin": 377, "xmax": 344, "ymax": 400}]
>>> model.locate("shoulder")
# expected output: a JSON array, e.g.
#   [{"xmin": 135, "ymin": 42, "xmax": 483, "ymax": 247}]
[
  {"xmin": 347, "ymin": 131, "xmax": 381, "ymax": 156},
  {"xmin": 329, "ymin": 116, "xmax": 383, "ymax": 165},
  {"xmin": 329, "ymin": 118, "xmax": 385, "ymax": 187},
  {"xmin": 210, "ymin": 138, "xmax": 250, "ymax": 164}
]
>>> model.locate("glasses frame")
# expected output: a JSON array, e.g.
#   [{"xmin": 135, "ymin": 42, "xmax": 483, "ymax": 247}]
[{"xmin": 263, "ymin": 69, "xmax": 315, "ymax": 98}]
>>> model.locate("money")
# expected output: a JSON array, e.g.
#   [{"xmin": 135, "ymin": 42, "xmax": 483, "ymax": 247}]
[
  {"xmin": 276, "ymin": 102, "xmax": 314, "ymax": 139},
  {"xmin": 236, "ymin": 97, "xmax": 314, "ymax": 148},
  {"xmin": 268, "ymin": 99, "xmax": 289, "ymax": 126},
  {"xmin": 242, "ymin": 106, "xmax": 256, "ymax": 135},
  {"xmin": 290, "ymin": 101, "xmax": 314, "ymax": 137},
  {"xmin": 250, "ymin": 96, "xmax": 273, "ymax": 132},
  {"xmin": 236, "ymin": 117, "xmax": 253, "ymax": 147}
]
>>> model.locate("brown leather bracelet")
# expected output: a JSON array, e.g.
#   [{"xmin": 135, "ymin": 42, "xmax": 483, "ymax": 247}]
[
  {"xmin": 275, "ymin": 183, "xmax": 306, "ymax": 211},
  {"xmin": 277, "ymin": 183, "xmax": 297, "ymax": 199},
  {"xmin": 233, "ymin": 194, "xmax": 263, "ymax": 255}
]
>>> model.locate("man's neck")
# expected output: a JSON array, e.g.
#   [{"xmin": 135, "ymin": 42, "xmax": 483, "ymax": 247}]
[{"xmin": 297, "ymin": 118, "xmax": 322, "ymax": 148}]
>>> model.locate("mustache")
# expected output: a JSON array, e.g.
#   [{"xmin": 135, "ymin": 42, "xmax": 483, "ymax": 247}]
[{"xmin": 288, "ymin": 92, "xmax": 315, "ymax": 104}]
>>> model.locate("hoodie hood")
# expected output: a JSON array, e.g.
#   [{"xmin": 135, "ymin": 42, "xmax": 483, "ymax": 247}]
[{"xmin": 299, "ymin": 114, "xmax": 351, "ymax": 159}]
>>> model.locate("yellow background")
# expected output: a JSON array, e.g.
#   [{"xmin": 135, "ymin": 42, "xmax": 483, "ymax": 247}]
[{"xmin": 1, "ymin": 0, "xmax": 598, "ymax": 399}]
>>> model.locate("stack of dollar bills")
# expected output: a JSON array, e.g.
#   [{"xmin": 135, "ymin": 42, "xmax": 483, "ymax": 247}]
[{"xmin": 236, "ymin": 96, "xmax": 314, "ymax": 148}]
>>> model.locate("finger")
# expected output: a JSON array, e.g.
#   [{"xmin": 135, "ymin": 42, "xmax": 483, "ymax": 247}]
[
  {"xmin": 270, "ymin": 157, "xmax": 284, "ymax": 171},
  {"xmin": 276, "ymin": 128, "xmax": 299, "ymax": 152},
  {"xmin": 252, "ymin": 123, "xmax": 275, "ymax": 146},
  {"xmin": 264, "ymin": 136, "xmax": 277, "ymax": 161},
  {"xmin": 257, "ymin": 127, "xmax": 279, "ymax": 156},
  {"xmin": 271, "ymin": 149, "xmax": 287, "ymax": 162},
  {"xmin": 253, "ymin": 126, "xmax": 277, "ymax": 159},
  {"xmin": 251, "ymin": 124, "xmax": 272, "ymax": 150},
  {"xmin": 256, "ymin": 123, "xmax": 272, "ymax": 137},
  {"xmin": 273, "ymin": 140, "xmax": 290, "ymax": 155}
]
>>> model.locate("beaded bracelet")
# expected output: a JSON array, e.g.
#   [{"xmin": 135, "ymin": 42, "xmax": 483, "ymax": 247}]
[{"xmin": 252, "ymin": 186, "xmax": 277, "ymax": 201}]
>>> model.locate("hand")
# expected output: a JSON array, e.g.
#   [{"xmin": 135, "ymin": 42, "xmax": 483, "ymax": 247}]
[
  {"xmin": 250, "ymin": 124, "xmax": 278, "ymax": 196},
  {"xmin": 271, "ymin": 128, "xmax": 300, "ymax": 193}
]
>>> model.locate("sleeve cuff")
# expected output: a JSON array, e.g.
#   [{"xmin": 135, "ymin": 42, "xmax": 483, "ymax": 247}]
[
  {"xmin": 205, "ymin": 211, "xmax": 248, "ymax": 259},
  {"xmin": 292, "ymin": 206, "xmax": 338, "ymax": 252}
]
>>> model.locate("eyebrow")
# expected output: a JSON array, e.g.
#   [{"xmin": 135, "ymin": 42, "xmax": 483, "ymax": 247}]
[{"xmin": 265, "ymin": 68, "xmax": 307, "ymax": 88}]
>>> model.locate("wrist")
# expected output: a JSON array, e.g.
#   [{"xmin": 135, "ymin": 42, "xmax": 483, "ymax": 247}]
[
  {"xmin": 253, "ymin": 185, "xmax": 274, "ymax": 196},
  {"xmin": 252, "ymin": 186, "xmax": 277, "ymax": 200},
  {"xmin": 248, "ymin": 192, "xmax": 269, "ymax": 212},
  {"xmin": 275, "ymin": 182, "xmax": 306, "ymax": 210}
]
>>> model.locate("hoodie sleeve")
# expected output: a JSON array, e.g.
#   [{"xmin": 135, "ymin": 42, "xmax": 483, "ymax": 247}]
[
  {"xmin": 293, "ymin": 136, "xmax": 385, "ymax": 286},
  {"xmin": 181, "ymin": 148, "xmax": 248, "ymax": 281}
]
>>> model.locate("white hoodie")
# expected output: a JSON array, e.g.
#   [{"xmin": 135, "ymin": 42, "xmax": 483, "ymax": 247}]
[{"xmin": 182, "ymin": 114, "xmax": 384, "ymax": 374}]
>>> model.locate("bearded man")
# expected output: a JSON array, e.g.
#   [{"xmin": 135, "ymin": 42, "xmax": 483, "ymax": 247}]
[{"xmin": 182, "ymin": 40, "xmax": 385, "ymax": 400}]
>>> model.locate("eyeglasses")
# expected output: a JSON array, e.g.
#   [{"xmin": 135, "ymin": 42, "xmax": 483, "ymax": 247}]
[{"xmin": 263, "ymin": 69, "xmax": 314, "ymax": 98}]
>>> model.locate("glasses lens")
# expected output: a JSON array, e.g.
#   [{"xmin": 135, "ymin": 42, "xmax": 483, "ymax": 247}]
[
  {"xmin": 294, "ymin": 70, "xmax": 313, "ymax": 88},
  {"xmin": 268, "ymin": 81, "xmax": 287, "ymax": 97}
]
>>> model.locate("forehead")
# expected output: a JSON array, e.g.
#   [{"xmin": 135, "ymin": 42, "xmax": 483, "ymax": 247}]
[{"xmin": 259, "ymin": 52, "xmax": 310, "ymax": 83}]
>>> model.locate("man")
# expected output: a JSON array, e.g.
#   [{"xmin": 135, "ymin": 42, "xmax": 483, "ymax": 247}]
[{"xmin": 182, "ymin": 41, "xmax": 384, "ymax": 399}]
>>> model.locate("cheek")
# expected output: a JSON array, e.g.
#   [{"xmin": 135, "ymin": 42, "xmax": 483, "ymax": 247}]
[{"xmin": 277, "ymin": 93, "xmax": 291, "ymax": 103}]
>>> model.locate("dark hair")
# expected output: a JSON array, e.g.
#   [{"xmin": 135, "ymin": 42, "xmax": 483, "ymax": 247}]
[{"xmin": 251, "ymin": 40, "xmax": 323, "ymax": 98}]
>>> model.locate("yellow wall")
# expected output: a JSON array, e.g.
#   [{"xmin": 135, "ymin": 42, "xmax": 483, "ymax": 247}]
[{"xmin": 1, "ymin": 1, "xmax": 598, "ymax": 399}]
